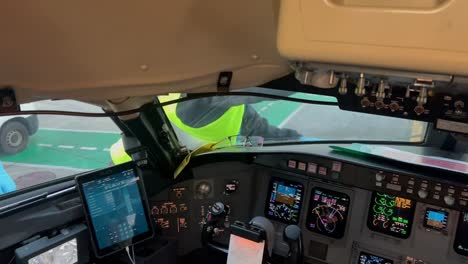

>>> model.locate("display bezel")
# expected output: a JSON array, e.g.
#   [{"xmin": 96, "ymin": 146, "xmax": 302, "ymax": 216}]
[
  {"xmin": 75, "ymin": 162, "xmax": 153, "ymax": 258},
  {"xmin": 305, "ymin": 187, "xmax": 351, "ymax": 239},
  {"xmin": 358, "ymin": 251, "xmax": 394, "ymax": 264},
  {"xmin": 422, "ymin": 208, "xmax": 448, "ymax": 232},
  {"xmin": 454, "ymin": 211, "xmax": 468, "ymax": 256},
  {"xmin": 264, "ymin": 177, "xmax": 304, "ymax": 224},
  {"xmin": 366, "ymin": 192, "xmax": 416, "ymax": 239}
]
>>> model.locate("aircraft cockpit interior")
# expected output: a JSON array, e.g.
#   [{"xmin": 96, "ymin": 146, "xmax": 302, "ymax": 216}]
[{"xmin": 0, "ymin": 1, "xmax": 468, "ymax": 263}]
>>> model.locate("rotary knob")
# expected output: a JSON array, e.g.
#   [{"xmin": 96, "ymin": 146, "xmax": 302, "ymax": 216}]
[
  {"xmin": 375, "ymin": 173, "xmax": 385, "ymax": 182},
  {"xmin": 375, "ymin": 100, "xmax": 385, "ymax": 110},
  {"xmin": 389, "ymin": 102, "xmax": 400, "ymax": 112},
  {"xmin": 414, "ymin": 105, "xmax": 425, "ymax": 115},
  {"xmin": 211, "ymin": 202, "xmax": 226, "ymax": 216},
  {"xmin": 361, "ymin": 98, "xmax": 371, "ymax": 108},
  {"xmin": 196, "ymin": 181, "xmax": 212, "ymax": 197},
  {"xmin": 418, "ymin": 190, "xmax": 428, "ymax": 199},
  {"xmin": 455, "ymin": 100, "xmax": 465, "ymax": 115},
  {"xmin": 444, "ymin": 195, "xmax": 455, "ymax": 206}
]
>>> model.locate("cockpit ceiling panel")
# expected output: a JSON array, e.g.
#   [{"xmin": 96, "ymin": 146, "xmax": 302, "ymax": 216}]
[{"xmin": 0, "ymin": 1, "xmax": 290, "ymax": 103}]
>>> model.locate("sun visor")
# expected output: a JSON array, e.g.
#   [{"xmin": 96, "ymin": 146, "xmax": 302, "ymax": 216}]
[
  {"xmin": 277, "ymin": 0, "xmax": 468, "ymax": 76},
  {"xmin": 0, "ymin": 1, "xmax": 290, "ymax": 103}
]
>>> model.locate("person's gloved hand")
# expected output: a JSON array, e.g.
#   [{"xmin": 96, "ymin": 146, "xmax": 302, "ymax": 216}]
[
  {"xmin": 300, "ymin": 137, "xmax": 321, "ymax": 142},
  {"xmin": 0, "ymin": 163, "xmax": 16, "ymax": 195}
]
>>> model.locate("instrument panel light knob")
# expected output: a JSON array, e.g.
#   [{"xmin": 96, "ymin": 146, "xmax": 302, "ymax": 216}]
[
  {"xmin": 361, "ymin": 98, "xmax": 371, "ymax": 108},
  {"xmin": 389, "ymin": 102, "xmax": 400, "ymax": 112},
  {"xmin": 375, "ymin": 100, "xmax": 385, "ymax": 110},
  {"xmin": 444, "ymin": 195, "xmax": 455, "ymax": 206},
  {"xmin": 414, "ymin": 105, "xmax": 425, "ymax": 115},
  {"xmin": 196, "ymin": 182, "xmax": 212, "ymax": 196},
  {"xmin": 375, "ymin": 173, "xmax": 385, "ymax": 182},
  {"xmin": 417, "ymin": 190, "xmax": 428, "ymax": 199}
]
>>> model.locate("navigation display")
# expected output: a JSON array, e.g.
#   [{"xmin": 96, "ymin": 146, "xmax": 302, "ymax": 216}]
[
  {"xmin": 76, "ymin": 163, "xmax": 153, "ymax": 257},
  {"xmin": 423, "ymin": 208, "xmax": 448, "ymax": 231},
  {"xmin": 367, "ymin": 192, "xmax": 416, "ymax": 239},
  {"xmin": 454, "ymin": 211, "xmax": 468, "ymax": 256},
  {"xmin": 358, "ymin": 252, "xmax": 393, "ymax": 264},
  {"xmin": 265, "ymin": 178, "xmax": 304, "ymax": 224},
  {"xmin": 306, "ymin": 188, "xmax": 350, "ymax": 239}
]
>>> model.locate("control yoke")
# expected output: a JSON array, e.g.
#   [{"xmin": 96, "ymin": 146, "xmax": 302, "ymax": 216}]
[
  {"xmin": 201, "ymin": 203, "xmax": 303, "ymax": 264},
  {"xmin": 283, "ymin": 225, "xmax": 303, "ymax": 264}
]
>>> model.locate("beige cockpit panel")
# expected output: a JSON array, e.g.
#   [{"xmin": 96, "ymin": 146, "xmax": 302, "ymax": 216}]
[
  {"xmin": 0, "ymin": 1, "xmax": 290, "ymax": 103},
  {"xmin": 277, "ymin": 0, "xmax": 468, "ymax": 75}
]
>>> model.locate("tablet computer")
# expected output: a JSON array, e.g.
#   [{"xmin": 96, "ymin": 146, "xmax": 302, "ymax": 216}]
[{"xmin": 75, "ymin": 162, "xmax": 153, "ymax": 257}]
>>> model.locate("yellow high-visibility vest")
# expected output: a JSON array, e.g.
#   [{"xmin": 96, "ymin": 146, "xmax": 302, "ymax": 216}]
[
  {"xmin": 111, "ymin": 93, "xmax": 245, "ymax": 165},
  {"xmin": 159, "ymin": 93, "xmax": 244, "ymax": 142},
  {"xmin": 110, "ymin": 137, "xmax": 132, "ymax": 165}
]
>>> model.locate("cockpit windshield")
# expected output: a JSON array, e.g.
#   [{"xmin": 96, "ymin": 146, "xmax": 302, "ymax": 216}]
[{"xmin": 163, "ymin": 89, "xmax": 428, "ymax": 150}]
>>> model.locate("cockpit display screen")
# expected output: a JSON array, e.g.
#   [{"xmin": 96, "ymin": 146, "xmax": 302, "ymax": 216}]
[
  {"xmin": 358, "ymin": 251, "xmax": 393, "ymax": 264},
  {"xmin": 423, "ymin": 208, "xmax": 448, "ymax": 231},
  {"xmin": 367, "ymin": 192, "xmax": 416, "ymax": 239},
  {"xmin": 265, "ymin": 178, "xmax": 304, "ymax": 224},
  {"xmin": 454, "ymin": 211, "xmax": 468, "ymax": 256},
  {"xmin": 305, "ymin": 188, "xmax": 350, "ymax": 238}
]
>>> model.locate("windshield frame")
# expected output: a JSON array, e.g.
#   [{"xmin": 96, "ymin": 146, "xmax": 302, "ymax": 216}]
[{"xmin": 0, "ymin": 91, "xmax": 439, "ymax": 203}]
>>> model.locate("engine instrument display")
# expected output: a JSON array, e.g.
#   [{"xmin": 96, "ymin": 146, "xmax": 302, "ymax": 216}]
[
  {"xmin": 367, "ymin": 192, "xmax": 416, "ymax": 239},
  {"xmin": 265, "ymin": 178, "xmax": 304, "ymax": 224},
  {"xmin": 423, "ymin": 208, "xmax": 448, "ymax": 231},
  {"xmin": 305, "ymin": 188, "xmax": 350, "ymax": 238},
  {"xmin": 454, "ymin": 211, "xmax": 468, "ymax": 256},
  {"xmin": 358, "ymin": 252, "xmax": 393, "ymax": 264}
]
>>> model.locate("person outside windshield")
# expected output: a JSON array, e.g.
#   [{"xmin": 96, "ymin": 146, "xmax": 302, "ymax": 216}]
[{"xmin": 110, "ymin": 91, "xmax": 303, "ymax": 164}]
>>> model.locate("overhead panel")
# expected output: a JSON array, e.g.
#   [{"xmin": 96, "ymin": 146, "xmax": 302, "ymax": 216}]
[{"xmin": 277, "ymin": 0, "xmax": 468, "ymax": 75}]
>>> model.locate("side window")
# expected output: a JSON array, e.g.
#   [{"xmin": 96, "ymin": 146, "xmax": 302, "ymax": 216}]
[{"xmin": 0, "ymin": 100, "xmax": 121, "ymax": 197}]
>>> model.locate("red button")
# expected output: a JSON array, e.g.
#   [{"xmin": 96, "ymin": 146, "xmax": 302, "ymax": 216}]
[{"xmin": 318, "ymin": 167, "xmax": 327, "ymax": 176}]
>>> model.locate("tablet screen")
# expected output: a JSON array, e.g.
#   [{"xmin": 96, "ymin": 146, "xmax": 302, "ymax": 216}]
[{"xmin": 77, "ymin": 163, "xmax": 152, "ymax": 257}]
